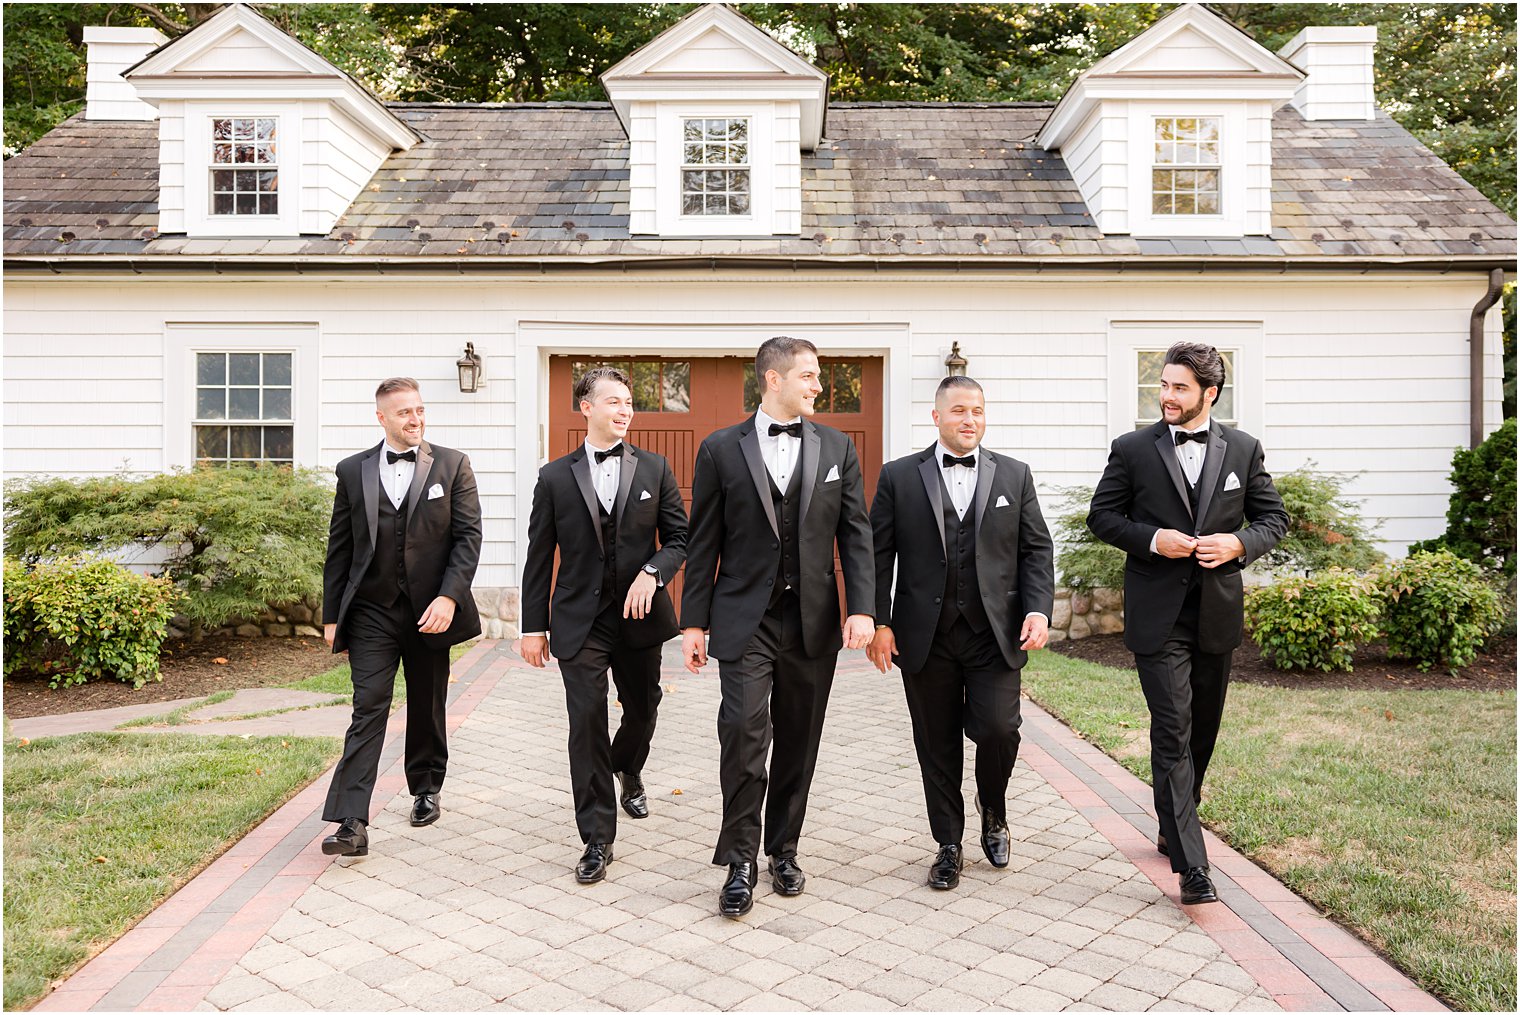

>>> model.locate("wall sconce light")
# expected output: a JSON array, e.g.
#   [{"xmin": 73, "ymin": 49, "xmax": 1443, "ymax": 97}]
[
  {"xmin": 457, "ymin": 342, "xmax": 484, "ymax": 393},
  {"xmin": 944, "ymin": 341, "xmax": 968, "ymax": 377}
]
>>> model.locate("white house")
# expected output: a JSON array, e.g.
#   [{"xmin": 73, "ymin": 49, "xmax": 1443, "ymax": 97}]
[{"xmin": 4, "ymin": 3, "xmax": 1513, "ymax": 638}]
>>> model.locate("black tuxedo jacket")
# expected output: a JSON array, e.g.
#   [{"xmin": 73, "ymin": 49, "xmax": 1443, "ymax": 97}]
[
  {"xmin": 520, "ymin": 442, "xmax": 688, "ymax": 659},
  {"xmin": 871, "ymin": 445, "xmax": 1055, "ymax": 673},
  {"xmin": 323, "ymin": 440, "xmax": 483, "ymax": 652},
  {"xmin": 681, "ymin": 415, "xmax": 875, "ymax": 662},
  {"xmin": 1088, "ymin": 419, "xmax": 1288, "ymax": 655}
]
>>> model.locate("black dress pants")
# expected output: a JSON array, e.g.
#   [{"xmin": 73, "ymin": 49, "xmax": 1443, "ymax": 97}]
[
  {"xmin": 558, "ymin": 604, "xmax": 663, "ymax": 844},
  {"xmin": 901, "ymin": 616, "xmax": 1022, "ymax": 845},
  {"xmin": 323, "ymin": 596, "xmax": 451, "ymax": 822},
  {"xmin": 1134, "ymin": 584, "xmax": 1233, "ymax": 873},
  {"xmin": 713, "ymin": 593, "xmax": 836, "ymax": 865}
]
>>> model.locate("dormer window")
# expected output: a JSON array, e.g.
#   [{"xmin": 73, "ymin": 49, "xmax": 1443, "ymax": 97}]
[
  {"xmin": 211, "ymin": 117, "xmax": 279, "ymax": 216},
  {"xmin": 682, "ymin": 118, "xmax": 751, "ymax": 216},
  {"xmin": 1151, "ymin": 117, "xmax": 1220, "ymax": 216}
]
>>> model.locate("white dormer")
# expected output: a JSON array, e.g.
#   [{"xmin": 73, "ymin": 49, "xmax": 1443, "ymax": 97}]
[
  {"xmin": 122, "ymin": 3, "xmax": 418, "ymax": 238},
  {"xmin": 1038, "ymin": 3, "xmax": 1302, "ymax": 238},
  {"xmin": 601, "ymin": 3, "xmax": 828, "ymax": 237}
]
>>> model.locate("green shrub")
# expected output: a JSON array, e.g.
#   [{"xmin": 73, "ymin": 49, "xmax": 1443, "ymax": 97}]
[
  {"xmin": 1377, "ymin": 550, "xmax": 1505, "ymax": 672},
  {"xmin": 1261, "ymin": 465, "xmax": 1384, "ymax": 574},
  {"xmin": 3, "ymin": 557, "xmax": 177, "ymax": 688},
  {"xmin": 1410, "ymin": 417, "xmax": 1517, "ymax": 578},
  {"xmin": 1053, "ymin": 485, "xmax": 1125, "ymax": 590},
  {"xmin": 1245, "ymin": 569, "xmax": 1382, "ymax": 673},
  {"xmin": 4, "ymin": 466, "xmax": 332, "ymax": 639}
]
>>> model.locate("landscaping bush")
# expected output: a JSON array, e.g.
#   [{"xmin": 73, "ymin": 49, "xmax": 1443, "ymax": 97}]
[
  {"xmin": 1245, "ymin": 568, "xmax": 1382, "ymax": 672},
  {"xmin": 1410, "ymin": 417, "xmax": 1517, "ymax": 577},
  {"xmin": 3, "ymin": 557, "xmax": 177, "ymax": 688},
  {"xmin": 1261, "ymin": 464, "xmax": 1384, "ymax": 574},
  {"xmin": 1377, "ymin": 549, "xmax": 1505, "ymax": 672},
  {"xmin": 1052, "ymin": 485, "xmax": 1125, "ymax": 590},
  {"xmin": 4, "ymin": 465, "xmax": 332, "ymax": 639}
]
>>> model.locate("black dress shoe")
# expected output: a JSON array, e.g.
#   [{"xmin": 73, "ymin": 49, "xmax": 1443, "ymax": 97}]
[
  {"xmin": 928, "ymin": 843, "xmax": 963, "ymax": 890},
  {"xmin": 1180, "ymin": 866, "xmax": 1218, "ymax": 905},
  {"xmin": 719, "ymin": 861, "xmax": 758, "ymax": 917},
  {"xmin": 617, "ymin": 771, "xmax": 649, "ymax": 819},
  {"xmin": 321, "ymin": 817, "xmax": 368, "ymax": 857},
  {"xmin": 1157, "ymin": 832, "xmax": 1169, "ymax": 857},
  {"xmin": 575, "ymin": 842, "xmax": 613, "ymax": 884},
  {"xmin": 410, "ymin": 793, "xmax": 440, "ymax": 826},
  {"xmin": 975, "ymin": 794, "xmax": 1010, "ymax": 869},
  {"xmin": 768, "ymin": 856, "xmax": 806, "ymax": 896}
]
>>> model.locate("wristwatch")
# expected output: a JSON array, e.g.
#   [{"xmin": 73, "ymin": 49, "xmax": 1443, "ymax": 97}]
[{"xmin": 641, "ymin": 564, "xmax": 663, "ymax": 587}]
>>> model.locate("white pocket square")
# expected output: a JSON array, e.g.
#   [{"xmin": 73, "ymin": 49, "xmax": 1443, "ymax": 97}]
[
  {"xmin": 427, "ymin": 483, "xmax": 444, "ymax": 500},
  {"xmin": 824, "ymin": 465, "xmax": 840, "ymax": 482},
  {"xmin": 639, "ymin": 489, "xmax": 651, "ymax": 501},
  {"xmin": 1223, "ymin": 473, "xmax": 1241, "ymax": 492},
  {"xmin": 995, "ymin": 495, "xmax": 1010, "ymax": 508}
]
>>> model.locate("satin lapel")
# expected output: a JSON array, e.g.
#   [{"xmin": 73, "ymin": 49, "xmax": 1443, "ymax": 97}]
[
  {"xmin": 973, "ymin": 449, "xmax": 996, "ymax": 526},
  {"xmin": 614, "ymin": 445, "xmax": 639, "ymax": 526},
  {"xmin": 361, "ymin": 443, "xmax": 381, "ymax": 552},
  {"xmin": 799, "ymin": 420, "xmax": 821, "ymax": 523},
  {"xmin": 1153, "ymin": 427, "xmax": 1193, "ymax": 522},
  {"xmin": 739, "ymin": 419, "xmax": 779, "ymax": 536},
  {"xmin": 405, "ymin": 442, "xmax": 433, "ymax": 531},
  {"xmin": 1194, "ymin": 422, "xmax": 1228, "ymax": 530},
  {"xmin": 569, "ymin": 448, "xmax": 602, "ymax": 546},
  {"xmin": 917, "ymin": 448, "xmax": 946, "ymax": 554}
]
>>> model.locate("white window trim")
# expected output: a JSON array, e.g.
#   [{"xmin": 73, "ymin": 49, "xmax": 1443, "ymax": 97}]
[
  {"xmin": 1150, "ymin": 116, "xmax": 1222, "ymax": 218},
  {"xmin": 165, "ymin": 323, "xmax": 319, "ymax": 469},
  {"xmin": 680, "ymin": 116, "xmax": 753, "ymax": 219},
  {"xmin": 1107, "ymin": 320, "xmax": 1262, "ymax": 438},
  {"xmin": 1127, "ymin": 102, "xmax": 1247, "ymax": 238},
  {"xmin": 185, "ymin": 102, "xmax": 301, "ymax": 237},
  {"xmin": 655, "ymin": 102, "xmax": 775, "ymax": 236}
]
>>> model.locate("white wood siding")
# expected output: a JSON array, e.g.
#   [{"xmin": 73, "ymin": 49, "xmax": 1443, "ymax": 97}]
[{"xmin": 301, "ymin": 102, "xmax": 393, "ymax": 235}]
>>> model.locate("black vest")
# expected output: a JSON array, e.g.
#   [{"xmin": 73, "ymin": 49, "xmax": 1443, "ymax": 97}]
[
  {"xmin": 937, "ymin": 477, "xmax": 990, "ymax": 634},
  {"xmin": 357, "ymin": 485, "xmax": 409, "ymax": 607},
  {"xmin": 767, "ymin": 465, "xmax": 803, "ymax": 608},
  {"xmin": 598, "ymin": 501, "xmax": 618, "ymax": 608}
]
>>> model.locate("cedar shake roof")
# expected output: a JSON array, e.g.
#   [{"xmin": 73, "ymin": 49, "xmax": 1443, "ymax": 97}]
[{"xmin": 4, "ymin": 101, "xmax": 1514, "ymax": 264}]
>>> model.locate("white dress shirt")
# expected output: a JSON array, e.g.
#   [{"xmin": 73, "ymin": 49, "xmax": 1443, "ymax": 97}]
[
  {"xmin": 1149, "ymin": 419, "xmax": 1210, "ymax": 554},
  {"xmin": 754, "ymin": 406, "xmax": 801, "ymax": 489},
  {"xmin": 585, "ymin": 438, "xmax": 622, "ymax": 513},
  {"xmin": 935, "ymin": 441, "xmax": 978, "ymax": 519},
  {"xmin": 379, "ymin": 442, "xmax": 417, "ymax": 509}
]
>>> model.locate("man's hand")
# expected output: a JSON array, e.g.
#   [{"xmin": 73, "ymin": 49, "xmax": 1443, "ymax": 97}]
[
  {"xmin": 417, "ymin": 595, "xmax": 457, "ymax": 635},
  {"xmin": 681, "ymin": 627, "xmax": 708, "ymax": 674},
  {"xmin": 1019, "ymin": 613, "xmax": 1050, "ymax": 651},
  {"xmin": 843, "ymin": 614, "xmax": 874, "ymax": 650},
  {"xmin": 323, "ymin": 623, "xmax": 344, "ymax": 653},
  {"xmin": 1155, "ymin": 528, "xmax": 1200, "ymax": 559},
  {"xmin": 624, "ymin": 571, "xmax": 659, "ymax": 620},
  {"xmin": 1195, "ymin": 532, "xmax": 1245, "ymax": 569},
  {"xmin": 515, "ymin": 634, "xmax": 549, "ymax": 668},
  {"xmin": 867, "ymin": 626, "xmax": 897, "ymax": 673}
]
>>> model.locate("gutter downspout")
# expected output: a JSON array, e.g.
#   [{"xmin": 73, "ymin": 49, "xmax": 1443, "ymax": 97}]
[{"xmin": 1471, "ymin": 268, "xmax": 1505, "ymax": 448}]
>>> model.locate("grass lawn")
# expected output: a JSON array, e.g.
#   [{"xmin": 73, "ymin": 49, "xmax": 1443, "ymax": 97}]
[
  {"xmin": 1023, "ymin": 650, "xmax": 1518, "ymax": 1013},
  {"xmin": 3, "ymin": 732, "xmax": 340, "ymax": 1011}
]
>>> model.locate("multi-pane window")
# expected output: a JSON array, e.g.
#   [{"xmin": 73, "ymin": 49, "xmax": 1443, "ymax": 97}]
[
  {"xmin": 682, "ymin": 118, "xmax": 750, "ymax": 216},
  {"xmin": 195, "ymin": 352, "xmax": 294, "ymax": 464},
  {"xmin": 568, "ymin": 359, "xmax": 691, "ymax": 413},
  {"xmin": 1152, "ymin": 117, "xmax": 1220, "ymax": 215},
  {"xmin": 1136, "ymin": 349, "xmax": 1236, "ymax": 430},
  {"xmin": 744, "ymin": 360, "xmax": 862, "ymax": 414},
  {"xmin": 211, "ymin": 117, "xmax": 278, "ymax": 215}
]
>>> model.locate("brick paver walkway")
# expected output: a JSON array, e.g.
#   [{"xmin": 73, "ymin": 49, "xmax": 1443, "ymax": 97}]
[{"xmin": 35, "ymin": 641, "xmax": 1445, "ymax": 1012}]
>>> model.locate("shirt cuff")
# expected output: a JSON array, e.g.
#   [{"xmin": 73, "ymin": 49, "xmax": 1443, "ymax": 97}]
[
  {"xmin": 1024, "ymin": 612, "xmax": 1049, "ymax": 624},
  {"xmin": 1148, "ymin": 528, "xmax": 1161, "ymax": 555},
  {"xmin": 521, "ymin": 631, "xmax": 546, "ymax": 638}
]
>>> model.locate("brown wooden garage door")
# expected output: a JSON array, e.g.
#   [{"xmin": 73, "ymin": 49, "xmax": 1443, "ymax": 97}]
[{"xmin": 548, "ymin": 355, "xmax": 884, "ymax": 614}]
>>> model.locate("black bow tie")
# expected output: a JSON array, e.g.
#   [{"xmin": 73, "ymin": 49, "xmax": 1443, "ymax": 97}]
[
  {"xmin": 594, "ymin": 443, "xmax": 624, "ymax": 464},
  {"xmin": 942, "ymin": 453, "xmax": 976, "ymax": 469},
  {"xmin": 768, "ymin": 422, "xmax": 803, "ymax": 439},
  {"xmin": 1174, "ymin": 429, "xmax": 1209, "ymax": 446},
  {"xmin": 387, "ymin": 449, "xmax": 417, "ymax": 464}
]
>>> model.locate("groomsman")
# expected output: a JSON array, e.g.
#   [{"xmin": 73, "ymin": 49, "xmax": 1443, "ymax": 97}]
[
  {"xmin": 868, "ymin": 375, "xmax": 1054, "ymax": 888},
  {"xmin": 518, "ymin": 366, "xmax": 688, "ymax": 883},
  {"xmin": 681, "ymin": 336, "xmax": 875, "ymax": 917},
  {"xmin": 321, "ymin": 377, "xmax": 482, "ymax": 857},
  {"xmin": 1088, "ymin": 342, "xmax": 1286, "ymax": 904}
]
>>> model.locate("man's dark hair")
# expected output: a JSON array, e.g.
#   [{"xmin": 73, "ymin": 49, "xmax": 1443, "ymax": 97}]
[
  {"xmin": 1164, "ymin": 342, "xmax": 1226, "ymax": 404},
  {"xmin": 574, "ymin": 365, "xmax": 631, "ymax": 406},
  {"xmin": 375, "ymin": 377, "xmax": 420, "ymax": 400},
  {"xmin": 756, "ymin": 336, "xmax": 819, "ymax": 382},
  {"xmin": 935, "ymin": 375, "xmax": 984, "ymax": 403}
]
